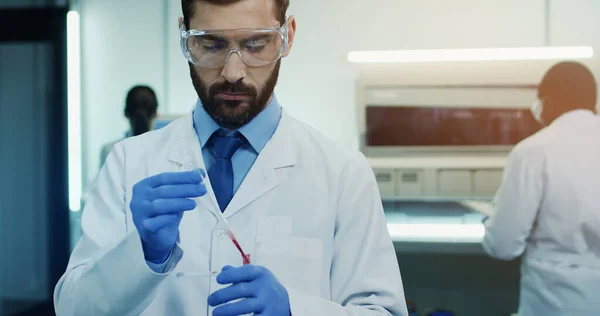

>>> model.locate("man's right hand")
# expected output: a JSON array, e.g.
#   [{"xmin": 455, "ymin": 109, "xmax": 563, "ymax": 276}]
[{"xmin": 130, "ymin": 169, "xmax": 207, "ymax": 263}]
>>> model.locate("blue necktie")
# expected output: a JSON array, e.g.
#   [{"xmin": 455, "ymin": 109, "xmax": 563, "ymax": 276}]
[{"xmin": 208, "ymin": 131, "xmax": 245, "ymax": 212}]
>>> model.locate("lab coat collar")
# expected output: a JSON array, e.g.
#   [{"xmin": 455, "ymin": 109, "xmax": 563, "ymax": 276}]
[
  {"xmin": 225, "ymin": 109, "xmax": 295, "ymax": 218},
  {"xmin": 167, "ymin": 111, "xmax": 219, "ymax": 215},
  {"xmin": 167, "ymin": 109, "xmax": 296, "ymax": 219},
  {"xmin": 552, "ymin": 109, "xmax": 596, "ymax": 126}
]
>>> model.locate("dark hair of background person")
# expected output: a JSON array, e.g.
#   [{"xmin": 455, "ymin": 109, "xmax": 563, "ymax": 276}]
[
  {"xmin": 181, "ymin": 0, "xmax": 290, "ymax": 29},
  {"xmin": 538, "ymin": 61, "xmax": 598, "ymax": 118},
  {"xmin": 124, "ymin": 85, "xmax": 158, "ymax": 136}
]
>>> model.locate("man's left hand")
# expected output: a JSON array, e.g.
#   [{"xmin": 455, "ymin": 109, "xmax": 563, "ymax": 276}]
[{"xmin": 208, "ymin": 264, "xmax": 291, "ymax": 316}]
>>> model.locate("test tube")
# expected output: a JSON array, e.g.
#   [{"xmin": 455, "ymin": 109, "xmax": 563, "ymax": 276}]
[
  {"xmin": 196, "ymin": 168, "xmax": 207, "ymax": 185},
  {"xmin": 195, "ymin": 168, "xmax": 251, "ymax": 264}
]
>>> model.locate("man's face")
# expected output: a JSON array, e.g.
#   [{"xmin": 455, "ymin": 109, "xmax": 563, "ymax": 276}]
[{"xmin": 186, "ymin": 0, "xmax": 296, "ymax": 129}]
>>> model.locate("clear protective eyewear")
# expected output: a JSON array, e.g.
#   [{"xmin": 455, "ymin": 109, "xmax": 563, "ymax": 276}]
[{"xmin": 180, "ymin": 19, "xmax": 289, "ymax": 69}]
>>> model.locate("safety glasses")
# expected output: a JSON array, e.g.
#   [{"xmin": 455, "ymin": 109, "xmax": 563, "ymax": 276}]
[{"xmin": 180, "ymin": 19, "xmax": 289, "ymax": 69}]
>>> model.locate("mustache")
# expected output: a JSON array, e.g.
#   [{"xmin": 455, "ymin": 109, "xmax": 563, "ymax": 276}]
[{"xmin": 209, "ymin": 81, "xmax": 257, "ymax": 97}]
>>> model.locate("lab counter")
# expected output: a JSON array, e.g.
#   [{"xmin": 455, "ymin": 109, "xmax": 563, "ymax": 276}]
[
  {"xmin": 384, "ymin": 200, "xmax": 490, "ymax": 254},
  {"xmin": 386, "ymin": 200, "xmax": 520, "ymax": 316}
]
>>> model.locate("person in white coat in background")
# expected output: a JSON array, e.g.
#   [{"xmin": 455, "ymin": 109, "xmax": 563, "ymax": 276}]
[
  {"xmin": 54, "ymin": 0, "xmax": 407, "ymax": 315},
  {"xmin": 483, "ymin": 61, "xmax": 600, "ymax": 316}
]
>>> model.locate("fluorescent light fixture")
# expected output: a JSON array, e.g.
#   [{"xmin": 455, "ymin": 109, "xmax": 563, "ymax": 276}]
[
  {"xmin": 348, "ymin": 46, "xmax": 594, "ymax": 64},
  {"xmin": 387, "ymin": 223, "xmax": 485, "ymax": 243},
  {"xmin": 67, "ymin": 10, "xmax": 82, "ymax": 212}
]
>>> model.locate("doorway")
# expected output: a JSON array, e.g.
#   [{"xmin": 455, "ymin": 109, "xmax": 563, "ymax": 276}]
[{"xmin": 0, "ymin": 7, "xmax": 70, "ymax": 316}]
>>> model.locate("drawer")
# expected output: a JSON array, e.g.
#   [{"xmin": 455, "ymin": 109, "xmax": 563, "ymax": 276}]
[
  {"xmin": 373, "ymin": 169, "xmax": 395, "ymax": 197},
  {"xmin": 437, "ymin": 170, "xmax": 472, "ymax": 197},
  {"xmin": 473, "ymin": 169, "xmax": 503, "ymax": 197},
  {"xmin": 395, "ymin": 169, "xmax": 424, "ymax": 197}
]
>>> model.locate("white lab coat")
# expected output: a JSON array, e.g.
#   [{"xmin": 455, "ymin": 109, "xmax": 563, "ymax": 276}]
[
  {"xmin": 99, "ymin": 139, "xmax": 119, "ymax": 168},
  {"xmin": 483, "ymin": 110, "xmax": 600, "ymax": 316},
  {"xmin": 54, "ymin": 110, "xmax": 407, "ymax": 316}
]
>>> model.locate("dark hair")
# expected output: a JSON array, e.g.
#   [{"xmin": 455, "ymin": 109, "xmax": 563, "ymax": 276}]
[
  {"xmin": 124, "ymin": 85, "xmax": 158, "ymax": 136},
  {"xmin": 539, "ymin": 61, "xmax": 597, "ymax": 113},
  {"xmin": 182, "ymin": 0, "xmax": 289, "ymax": 29}
]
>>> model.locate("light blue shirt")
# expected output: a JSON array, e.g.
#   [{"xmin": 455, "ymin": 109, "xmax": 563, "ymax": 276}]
[
  {"xmin": 194, "ymin": 95, "xmax": 281, "ymax": 194},
  {"xmin": 193, "ymin": 95, "xmax": 282, "ymax": 194},
  {"xmin": 147, "ymin": 95, "xmax": 281, "ymax": 273}
]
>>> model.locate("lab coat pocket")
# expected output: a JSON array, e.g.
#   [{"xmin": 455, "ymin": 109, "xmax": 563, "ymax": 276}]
[{"xmin": 255, "ymin": 234, "xmax": 324, "ymax": 296}]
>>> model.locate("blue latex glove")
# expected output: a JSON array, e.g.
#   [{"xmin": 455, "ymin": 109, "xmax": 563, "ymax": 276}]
[
  {"xmin": 208, "ymin": 265, "xmax": 291, "ymax": 316},
  {"xmin": 130, "ymin": 169, "xmax": 206, "ymax": 263}
]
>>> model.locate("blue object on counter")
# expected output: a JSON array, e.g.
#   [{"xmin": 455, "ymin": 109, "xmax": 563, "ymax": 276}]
[
  {"xmin": 153, "ymin": 119, "xmax": 172, "ymax": 130},
  {"xmin": 123, "ymin": 119, "xmax": 172, "ymax": 138}
]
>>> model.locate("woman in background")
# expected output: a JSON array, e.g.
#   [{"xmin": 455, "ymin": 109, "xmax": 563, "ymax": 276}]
[{"xmin": 100, "ymin": 85, "xmax": 158, "ymax": 168}]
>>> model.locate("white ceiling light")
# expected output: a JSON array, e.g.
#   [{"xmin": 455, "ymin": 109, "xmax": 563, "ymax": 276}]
[
  {"xmin": 67, "ymin": 10, "xmax": 82, "ymax": 212},
  {"xmin": 348, "ymin": 46, "xmax": 594, "ymax": 64}
]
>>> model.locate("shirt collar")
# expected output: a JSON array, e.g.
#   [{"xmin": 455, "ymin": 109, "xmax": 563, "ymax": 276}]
[{"xmin": 193, "ymin": 95, "xmax": 282, "ymax": 153}]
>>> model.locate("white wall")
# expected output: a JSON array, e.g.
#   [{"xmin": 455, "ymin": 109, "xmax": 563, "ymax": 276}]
[
  {"xmin": 80, "ymin": 0, "xmax": 167, "ymax": 186},
  {"xmin": 551, "ymin": 0, "xmax": 600, "ymax": 48},
  {"xmin": 79, "ymin": 0, "xmax": 600, "ymax": 188},
  {"xmin": 165, "ymin": 0, "xmax": 195, "ymax": 115}
]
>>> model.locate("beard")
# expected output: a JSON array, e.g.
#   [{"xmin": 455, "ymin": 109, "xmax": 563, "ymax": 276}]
[{"xmin": 190, "ymin": 61, "xmax": 281, "ymax": 130}]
